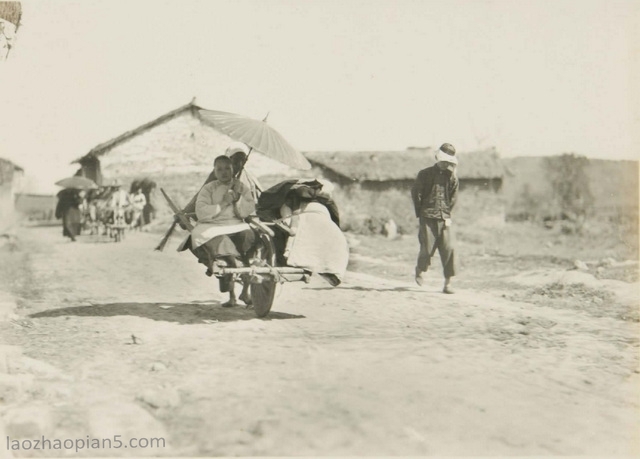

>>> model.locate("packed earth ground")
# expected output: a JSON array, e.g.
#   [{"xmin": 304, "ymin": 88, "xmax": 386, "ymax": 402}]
[{"xmin": 0, "ymin": 218, "xmax": 638, "ymax": 456}]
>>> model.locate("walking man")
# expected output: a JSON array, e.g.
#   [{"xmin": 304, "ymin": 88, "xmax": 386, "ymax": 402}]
[{"xmin": 411, "ymin": 143, "xmax": 459, "ymax": 293}]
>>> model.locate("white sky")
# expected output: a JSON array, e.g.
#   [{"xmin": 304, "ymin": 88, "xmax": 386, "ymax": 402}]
[{"xmin": 0, "ymin": 0, "xmax": 638, "ymax": 191}]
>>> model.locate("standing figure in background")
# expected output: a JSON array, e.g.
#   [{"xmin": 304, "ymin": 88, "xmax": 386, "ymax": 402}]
[
  {"xmin": 78, "ymin": 191, "xmax": 90, "ymax": 232},
  {"xmin": 87, "ymin": 196, "xmax": 99, "ymax": 235},
  {"xmin": 109, "ymin": 180, "xmax": 130, "ymax": 227},
  {"xmin": 411, "ymin": 143, "xmax": 459, "ymax": 293},
  {"xmin": 140, "ymin": 179, "xmax": 157, "ymax": 226},
  {"xmin": 130, "ymin": 188, "xmax": 147, "ymax": 229},
  {"xmin": 55, "ymin": 189, "xmax": 83, "ymax": 242},
  {"xmin": 130, "ymin": 178, "xmax": 157, "ymax": 227}
]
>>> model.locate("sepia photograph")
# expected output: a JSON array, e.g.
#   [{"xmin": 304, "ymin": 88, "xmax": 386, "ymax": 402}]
[{"xmin": 0, "ymin": 0, "xmax": 638, "ymax": 456}]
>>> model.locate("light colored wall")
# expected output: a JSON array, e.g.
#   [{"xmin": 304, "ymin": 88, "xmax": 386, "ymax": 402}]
[
  {"xmin": 14, "ymin": 193, "xmax": 56, "ymax": 221},
  {"xmin": 99, "ymin": 110, "xmax": 298, "ymax": 182}
]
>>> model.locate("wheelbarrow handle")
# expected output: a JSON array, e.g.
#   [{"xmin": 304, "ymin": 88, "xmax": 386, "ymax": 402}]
[{"xmin": 246, "ymin": 216, "xmax": 275, "ymax": 237}]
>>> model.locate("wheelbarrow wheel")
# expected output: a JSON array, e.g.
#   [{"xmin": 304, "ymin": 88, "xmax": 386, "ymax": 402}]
[{"xmin": 251, "ymin": 232, "xmax": 277, "ymax": 318}]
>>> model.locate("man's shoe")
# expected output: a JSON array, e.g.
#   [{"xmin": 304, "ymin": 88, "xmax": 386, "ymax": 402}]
[
  {"xmin": 415, "ymin": 272, "xmax": 424, "ymax": 286},
  {"xmin": 221, "ymin": 300, "xmax": 237, "ymax": 308},
  {"xmin": 443, "ymin": 286, "xmax": 455, "ymax": 294}
]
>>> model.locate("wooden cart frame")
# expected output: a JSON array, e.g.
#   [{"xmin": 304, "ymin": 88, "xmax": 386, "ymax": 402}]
[
  {"xmin": 160, "ymin": 187, "xmax": 311, "ymax": 318},
  {"xmin": 212, "ymin": 219, "xmax": 311, "ymax": 317}
]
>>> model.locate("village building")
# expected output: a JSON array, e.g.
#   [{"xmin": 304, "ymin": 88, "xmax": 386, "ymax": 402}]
[
  {"xmin": 72, "ymin": 99, "xmax": 299, "ymax": 218},
  {"xmin": 303, "ymin": 147, "xmax": 507, "ymax": 231},
  {"xmin": 305, "ymin": 147, "xmax": 505, "ymax": 192}
]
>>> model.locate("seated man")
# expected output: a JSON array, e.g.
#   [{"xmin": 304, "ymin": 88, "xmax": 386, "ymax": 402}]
[{"xmin": 178, "ymin": 155, "xmax": 256, "ymax": 307}]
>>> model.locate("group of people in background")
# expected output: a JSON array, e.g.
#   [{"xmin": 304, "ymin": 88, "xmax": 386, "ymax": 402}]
[
  {"xmin": 99, "ymin": 180, "xmax": 148, "ymax": 230},
  {"xmin": 55, "ymin": 179, "xmax": 155, "ymax": 242}
]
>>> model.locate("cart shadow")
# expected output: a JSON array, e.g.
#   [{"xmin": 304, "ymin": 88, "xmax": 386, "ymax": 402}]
[
  {"xmin": 77, "ymin": 235, "xmax": 123, "ymax": 244},
  {"xmin": 59, "ymin": 236, "xmax": 119, "ymax": 244},
  {"xmin": 29, "ymin": 302, "xmax": 304, "ymax": 324},
  {"xmin": 305, "ymin": 285, "xmax": 419, "ymax": 293}
]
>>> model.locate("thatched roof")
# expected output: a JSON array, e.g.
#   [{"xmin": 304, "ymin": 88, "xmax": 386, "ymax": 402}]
[
  {"xmin": 303, "ymin": 147, "xmax": 504, "ymax": 182},
  {"xmin": 72, "ymin": 98, "xmax": 200, "ymax": 164},
  {"xmin": 0, "ymin": 2, "xmax": 21, "ymax": 26}
]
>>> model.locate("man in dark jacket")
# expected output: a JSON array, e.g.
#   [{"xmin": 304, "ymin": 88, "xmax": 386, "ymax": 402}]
[{"xmin": 411, "ymin": 143, "xmax": 459, "ymax": 293}]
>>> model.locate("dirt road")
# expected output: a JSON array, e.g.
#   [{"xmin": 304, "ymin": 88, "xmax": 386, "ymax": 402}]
[{"xmin": 1, "ymin": 226, "xmax": 638, "ymax": 456}]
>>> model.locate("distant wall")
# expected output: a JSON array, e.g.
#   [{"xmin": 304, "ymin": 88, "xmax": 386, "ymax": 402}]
[
  {"xmin": 586, "ymin": 159, "xmax": 639, "ymax": 218},
  {"xmin": 503, "ymin": 157, "xmax": 639, "ymax": 220},
  {"xmin": 14, "ymin": 193, "xmax": 57, "ymax": 221}
]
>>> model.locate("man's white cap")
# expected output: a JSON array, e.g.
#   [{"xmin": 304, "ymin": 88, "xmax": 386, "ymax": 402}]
[{"xmin": 434, "ymin": 143, "xmax": 458, "ymax": 165}]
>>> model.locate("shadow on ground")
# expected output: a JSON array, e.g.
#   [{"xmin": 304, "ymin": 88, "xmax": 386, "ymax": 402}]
[
  {"xmin": 74, "ymin": 235, "xmax": 124, "ymax": 244},
  {"xmin": 29, "ymin": 302, "xmax": 305, "ymax": 324},
  {"xmin": 306, "ymin": 285, "xmax": 420, "ymax": 293}
]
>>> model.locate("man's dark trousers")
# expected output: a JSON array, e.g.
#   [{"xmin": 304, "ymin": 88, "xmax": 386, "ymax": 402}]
[{"xmin": 416, "ymin": 217, "xmax": 455, "ymax": 278}]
